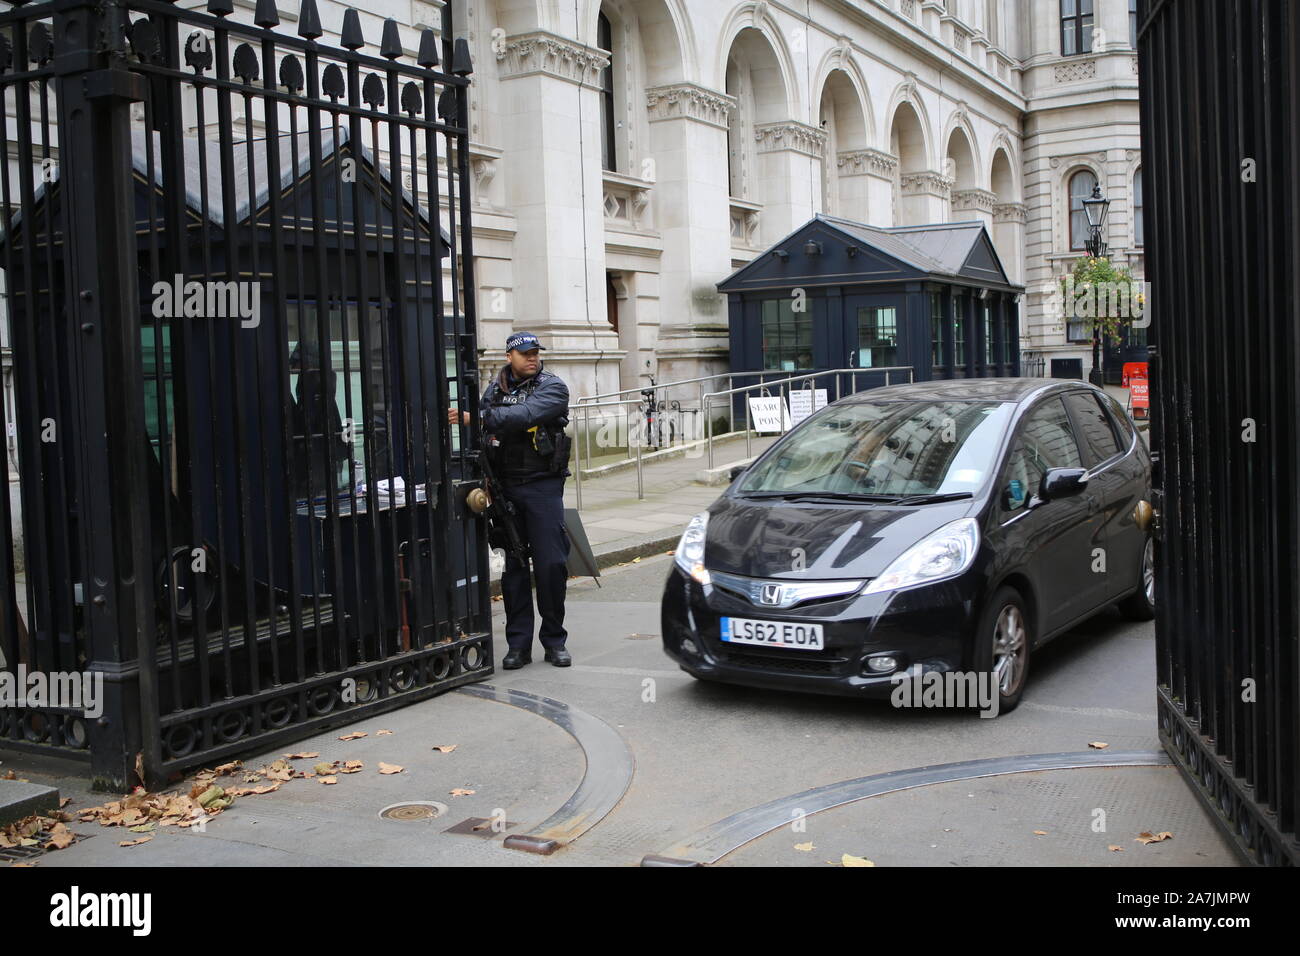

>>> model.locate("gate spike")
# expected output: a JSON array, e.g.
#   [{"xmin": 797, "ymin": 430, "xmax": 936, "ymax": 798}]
[
  {"xmin": 416, "ymin": 28, "xmax": 439, "ymax": 68},
  {"xmin": 206, "ymin": 0, "xmax": 234, "ymax": 16},
  {"xmin": 297, "ymin": 0, "xmax": 323, "ymax": 40},
  {"xmin": 380, "ymin": 18, "xmax": 402, "ymax": 59},
  {"xmin": 253, "ymin": 0, "xmax": 280, "ymax": 28},
  {"xmin": 341, "ymin": 9, "xmax": 365, "ymax": 50},
  {"xmin": 451, "ymin": 37, "xmax": 473, "ymax": 76}
]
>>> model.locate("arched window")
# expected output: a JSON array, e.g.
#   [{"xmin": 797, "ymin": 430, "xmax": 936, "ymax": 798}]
[
  {"xmin": 1134, "ymin": 167, "xmax": 1144, "ymax": 247},
  {"xmin": 1069, "ymin": 168, "xmax": 1098, "ymax": 250},
  {"xmin": 598, "ymin": 12, "xmax": 616, "ymax": 172}
]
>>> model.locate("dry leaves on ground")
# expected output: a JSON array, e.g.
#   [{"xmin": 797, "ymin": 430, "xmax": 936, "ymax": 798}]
[
  {"xmin": 432, "ymin": 745, "xmax": 457, "ymax": 754},
  {"xmin": 339, "ymin": 761, "xmax": 364, "ymax": 774},
  {"xmin": 376, "ymin": 730, "xmax": 394, "ymax": 736},
  {"xmin": 1108, "ymin": 845, "xmax": 1125, "ymax": 852},
  {"xmin": 793, "ymin": 842, "xmax": 815, "ymax": 852},
  {"xmin": 1033, "ymin": 830, "xmax": 1048, "ymax": 836},
  {"xmin": 338, "ymin": 732, "xmax": 367, "ymax": 741},
  {"xmin": 836, "ymin": 853, "xmax": 875, "ymax": 867},
  {"xmin": 1088, "ymin": 741, "xmax": 1110, "ymax": 750},
  {"xmin": 449, "ymin": 788, "xmax": 475, "ymax": 796},
  {"xmin": 284, "ymin": 752, "xmax": 319, "ymax": 760},
  {"xmin": 118, "ymin": 836, "xmax": 152, "ymax": 848},
  {"xmin": 378, "ymin": 762, "xmax": 405, "ymax": 775},
  {"xmin": 1136, "ymin": 831, "xmax": 1174, "ymax": 845}
]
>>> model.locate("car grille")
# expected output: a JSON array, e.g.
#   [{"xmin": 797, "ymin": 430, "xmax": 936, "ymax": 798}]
[{"xmin": 719, "ymin": 649, "xmax": 844, "ymax": 674}]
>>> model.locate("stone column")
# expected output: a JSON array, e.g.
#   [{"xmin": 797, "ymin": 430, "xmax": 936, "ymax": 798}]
[
  {"xmin": 992, "ymin": 201, "xmax": 1026, "ymax": 285},
  {"xmin": 495, "ymin": 30, "xmax": 621, "ymax": 398},
  {"xmin": 643, "ymin": 82, "xmax": 737, "ymax": 383},
  {"xmin": 835, "ymin": 148, "xmax": 898, "ymax": 226},
  {"xmin": 753, "ymin": 121, "xmax": 827, "ymax": 242},
  {"xmin": 899, "ymin": 169, "xmax": 954, "ymax": 225}
]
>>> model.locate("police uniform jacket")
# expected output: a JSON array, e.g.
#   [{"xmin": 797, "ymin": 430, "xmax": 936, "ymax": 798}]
[{"xmin": 480, "ymin": 366, "xmax": 571, "ymax": 482}]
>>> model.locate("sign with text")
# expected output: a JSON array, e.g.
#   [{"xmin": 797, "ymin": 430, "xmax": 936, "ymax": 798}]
[
  {"xmin": 748, "ymin": 396, "xmax": 792, "ymax": 433},
  {"xmin": 788, "ymin": 388, "xmax": 828, "ymax": 426},
  {"xmin": 1129, "ymin": 377, "xmax": 1149, "ymax": 418}
]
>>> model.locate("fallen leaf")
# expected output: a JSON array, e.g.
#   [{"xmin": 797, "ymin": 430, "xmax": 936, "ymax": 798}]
[
  {"xmin": 840, "ymin": 853, "xmax": 875, "ymax": 867},
  {"xmin": 134, "ymin": 752, "xmax": 145, "ymax": 787},
  {"xmin": 339, "ymin": 761, "xmax": 363, "ymax": 774},
  {"xmin": 432, "ymin": 745, "xmax": 458, "ymax": 754},
  {"xmin": 213, "ymin": 761, "xmax": 242, "ymax": 775},
  {"xmin": 1033, "ymin": 830, "xmax": 1048, "ymax": 836},
  {"xmin": 284, "ymin": 752, "xmax": 319, "ymax": 760},
  {"xmin": 449, "ymin": 788, "xmax": 475, "ymax": 796},
  {"xmin": 631, "ymin": 557, "xmax": 641, "ymax": 563},
  {"xmin": 378, "ymin": 762, "xmax": 405, "ymax": 775},
  {"xmin": 128, "ymin": 823, "xmax": 156, "ymax": 834},
  {"xmin": 1088, "ymin": 741, "xmax": 1109, "ymax": 750},
  {"xmin": 59, "ymin": 798, "xmax": 72, "ymax": 809},
  {"xmin": 313, "ymin": 762, "xmax": 338, "ymax": 776},
  {"xmin": 793, "ymin": 842, "xmax": 815, "ymax": 852},
  {"xmin": 118, "ymin": 836, "xmax": 152, "ymax": 848},
  {"xmin": 319, "ymin": 776, "xmax": 338, "ymax": 785},
  {"xmin": 377, "ymin": 730, "xmax": 394, "ymax": 736},
  {"xmin": 338, "ymin": 732, "xmax": 367, "ymax": 741},
  {"xmin": 1108, "ymin": 845, "xmax": 1124, "ymax": 852},
  {"xmin": 1135, "ymin": 831, "xmax": 1173, "ymax": 845},
  {"xmin": 45, "ymin": 824, "xmax": 76, "ymax": 850}
]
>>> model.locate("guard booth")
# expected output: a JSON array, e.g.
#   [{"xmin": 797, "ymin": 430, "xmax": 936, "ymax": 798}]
[
  {"xmin": 0, "ymin": 0, "xmax": 492, "ymax": 788},
  {"xmin": 718, "ymin": 214, "xmax": 1025, "ymax": 405}
]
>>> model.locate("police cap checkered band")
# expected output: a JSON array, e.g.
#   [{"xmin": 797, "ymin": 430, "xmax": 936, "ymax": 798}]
[{"xmin": 506, "ymin": 332, "xmax": 544, "ymax": 352}]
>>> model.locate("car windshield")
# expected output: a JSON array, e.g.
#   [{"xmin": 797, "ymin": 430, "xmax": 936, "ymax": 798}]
[{"xmin": 737, "ymin": 400, "xmax": 1015, "ymax": 498}]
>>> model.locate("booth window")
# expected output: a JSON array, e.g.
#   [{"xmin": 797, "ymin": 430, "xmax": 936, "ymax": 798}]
[
  {"xmin": 1002, "ymin": 309, "xmax": 1014, "ymax": 364},
  {"xmin": 982, "ymin": 300, "xmax": 993, "ymax": 366},
  {"xmin": 285, "ymin": 301, "xmax": 390, "ymax": 502},
  {"xmin": 930, "ymin": 293, "xmax": 943, "ymax": 366},
  {"xmin": 761, "ymin": 298, "xmax": 813, "ymax": 371},
  {"xmin": 952, "ymin": 296, "xmax": 967, "ymax": 371},
  {"xmin": 857, "ymin": 306, "xmax": 897, "ymax": 369},
  {"xmin": 142, "ymin": 323, "xmax": 175, "ymax": 462}
]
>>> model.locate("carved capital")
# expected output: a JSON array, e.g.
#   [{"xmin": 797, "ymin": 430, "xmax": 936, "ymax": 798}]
[
  {"xmin": 836, "ymin": 148, "xmax": 898, "ymax": 178},
  {"xmin": 754, "ymin": 121, "xmax": 827, "ymax": 159},
  {"xmin": 645, "ymin": 83, "xmax": 737, "ymax": 130},
  {"xmin": 496, "ymin": 30, "xmax": 610, "ymax": 87}
]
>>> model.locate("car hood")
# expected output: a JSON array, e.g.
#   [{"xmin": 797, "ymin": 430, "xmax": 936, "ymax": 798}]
[{"xmin": 704, "ymin": 495, "xmax": 978, "ymax": 579}]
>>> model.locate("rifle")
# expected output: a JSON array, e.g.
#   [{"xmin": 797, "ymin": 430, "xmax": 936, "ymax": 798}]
[{"xmin": 474, "ymin": 445, "xmax": 530, "ymax": 565}]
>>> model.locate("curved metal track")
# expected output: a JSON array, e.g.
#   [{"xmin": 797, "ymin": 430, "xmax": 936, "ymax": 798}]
[
  {"xmin": 455, "ymin": 683, "xmax": 634, "ymax": 854},
  {"xmin": 642, "ymin": 749, "xmax": 1172, "ymax": 866}
]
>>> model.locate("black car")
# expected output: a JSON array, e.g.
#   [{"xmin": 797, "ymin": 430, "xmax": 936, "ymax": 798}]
[{"xmin": 660, "ymin": 378, "xmax": 1153, "ymax": 714}]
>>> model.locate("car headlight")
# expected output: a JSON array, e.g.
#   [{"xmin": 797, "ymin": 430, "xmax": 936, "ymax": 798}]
[
  {"xmin": 674, "ymin": 512, "xmax": 711, "ymax": 585},
  {"xmin": 863, "ymin": 517, "xmax": 980, "ymax": 595}
]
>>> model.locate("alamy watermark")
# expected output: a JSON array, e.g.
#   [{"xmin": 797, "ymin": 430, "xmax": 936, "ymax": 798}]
[
  {"xmin": 890, "ymin": 663, "xmax": 999, "ymax": 718},
  {"xmin": 0, "ymin": 665, "xmax": 103, "ymax": 719},
  {"xmin": 151, "ymin": 274, "xmax": 261, "ymax": 328}
]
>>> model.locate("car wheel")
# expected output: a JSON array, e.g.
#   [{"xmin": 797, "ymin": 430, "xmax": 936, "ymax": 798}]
[
  {"xmin": 974, "ymin": 586, "xmax": 1031, "ymax": 715},
  {"xmin": 1117, "ymin": 536, "xmax": 1156, "ymax": 621}
]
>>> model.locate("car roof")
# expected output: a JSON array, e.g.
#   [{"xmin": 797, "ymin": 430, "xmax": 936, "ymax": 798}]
[{"xmin": 836, "ymin": 376, "xmax": 1089, "ymax": 406}]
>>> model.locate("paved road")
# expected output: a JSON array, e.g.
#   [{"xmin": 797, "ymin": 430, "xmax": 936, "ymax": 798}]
[{"xmin": 12, "ymin": 552, "xmax": 1236, "ymax": 867}]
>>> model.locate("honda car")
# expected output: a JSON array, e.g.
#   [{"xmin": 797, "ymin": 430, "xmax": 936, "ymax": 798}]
[{"xmin": 660, "ymin": 378, "xmax": 1153, "ymax": 714}]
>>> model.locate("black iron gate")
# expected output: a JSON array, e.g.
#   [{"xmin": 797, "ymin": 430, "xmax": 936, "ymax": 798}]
[
  {"xmin": 0, "ymin": 0, "xmax": 492, "ymax": 789},
  {"xmin": 1139, "ymin": 0, "xmax": 1299, "ymax": 864}
]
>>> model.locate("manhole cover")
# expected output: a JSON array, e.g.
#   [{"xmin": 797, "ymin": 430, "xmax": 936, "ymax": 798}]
[{"xmin": 378, "ymin": 801, "xmax": 448, "ymax": 821}]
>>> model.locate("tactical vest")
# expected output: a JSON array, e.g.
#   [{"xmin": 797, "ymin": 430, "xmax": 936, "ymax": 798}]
[{"xmin": 486, "ymin": 374, "xmax": 567, "ymax": 479}]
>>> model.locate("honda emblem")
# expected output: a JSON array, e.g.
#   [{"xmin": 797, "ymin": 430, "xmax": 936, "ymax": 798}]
[{"xmin": 759, "ymin": 583, "xmax": 783, "ymax": 606}]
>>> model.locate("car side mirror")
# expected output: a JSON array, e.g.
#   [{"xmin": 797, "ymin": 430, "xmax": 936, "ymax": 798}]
[
  {"xmin": 1036, "ymin": 467, "xmax": 1089, "ymax": 504},
  {"xmin": 729, "ymin": 465, "xmax": 748, "ymax": 481}
]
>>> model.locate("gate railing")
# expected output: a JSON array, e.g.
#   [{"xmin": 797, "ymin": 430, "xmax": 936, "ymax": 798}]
[{"xmin": 0, "ymin": 0, "xmax": 491, "ymax": 789}]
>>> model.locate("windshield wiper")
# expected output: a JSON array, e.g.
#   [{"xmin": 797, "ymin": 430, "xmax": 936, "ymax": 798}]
[
  {"xmin": 891, "ymin": 492, "xmax": 975, "ymax": 505},
  {"xmin": 741, "ymin": 491, "xmax": 902, "ymax": 502}
]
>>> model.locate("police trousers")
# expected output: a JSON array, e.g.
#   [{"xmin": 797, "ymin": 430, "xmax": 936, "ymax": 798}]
[{"xmin": 500, "ymin": 475, "xmax": 569, "ymax": 650}]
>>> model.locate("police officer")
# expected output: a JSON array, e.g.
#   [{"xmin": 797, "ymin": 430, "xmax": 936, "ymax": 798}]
[{"xmin": 448, "ymin": 332, "xmax": 573, "ymax": 668}]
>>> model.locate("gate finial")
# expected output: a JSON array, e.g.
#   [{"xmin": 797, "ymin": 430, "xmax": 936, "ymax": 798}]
[
  {"xmin": 254, "ymin": 0, "xmax": 280, "ymax": 28},
  {"xmin": 417, "ymin": 29, "xmax": 439, "ymax": 68},
  {"xmin": 381, "ymin": 18, "xmax": 402, "ymax": 60},
  {"xmin": 341, "ymin": 9, "xmax": 365, "ymax": 50},
  {"xmin": 298, "ymin": 0, "xmax": 323, "ymax": 40},
  {"xmin": 206, "ymin": 0, "xmax": 234, "ymax": 16},
  {"xmin": 452, "ymin": 37, "xmax": 473, "ymax": 76}
]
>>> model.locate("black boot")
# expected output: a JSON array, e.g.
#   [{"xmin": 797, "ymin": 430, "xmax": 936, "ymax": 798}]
[
  {"xmin": 503, "ymin": 648, "xmax": 532, "ymax": 669},
  {"xmin": 544, "ymin": 647, "xmax": 572, "ymax": 667}
]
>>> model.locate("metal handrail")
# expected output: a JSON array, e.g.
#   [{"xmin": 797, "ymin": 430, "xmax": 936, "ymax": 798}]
[
  {"xmin": 572, "ymin": 370, "xmax": 737, "ymax": 406},
  {"xmin": 702, "ymin": 366, "xmax": 915, "ymax": 468}
]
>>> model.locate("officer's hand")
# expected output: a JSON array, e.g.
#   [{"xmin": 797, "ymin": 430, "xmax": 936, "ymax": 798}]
[{"xmin": 447, "ymin": 408, "xmax": 470, "ymax": 426}]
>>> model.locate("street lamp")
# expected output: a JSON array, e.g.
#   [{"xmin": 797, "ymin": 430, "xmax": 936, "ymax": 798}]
[{"xmin": 1082, "ymin": 183, "xmax": 1111, "ymax": 384}]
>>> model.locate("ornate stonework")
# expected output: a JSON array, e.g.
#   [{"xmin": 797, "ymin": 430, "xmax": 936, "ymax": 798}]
[
  {"xmin": 753, "ymin": 121, "xmax": 828, "ymax": 158},
  {"xmin": 837, "ymin": 148, "xmax": 899, "ymax": 177},
  {"xmin": 1054, "ymin": 58, "xmax": 1097, "ymax": 83},
  {"xmin": 645, "ymin": 83, "xmax": 737, "ymax": 130},
  {"xmin": 993, "ymin": 201, "xmax": 1027, "ymax": 223},
  {"xmin": 952, "ymin": 187, "xmax": 997, "ymax": 213},
  {"xmin": 496, "ymin": 30, "xmax": 609, "ymax": 87},
  {"xmin": 900, "ymin": 169, "xmax": 955, "ymax": 198}
]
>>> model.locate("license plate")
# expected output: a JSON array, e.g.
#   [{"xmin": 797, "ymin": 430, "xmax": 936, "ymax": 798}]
[{"xmin": 720, "ymin": 617, "xmax": 824, "ymax": 651}]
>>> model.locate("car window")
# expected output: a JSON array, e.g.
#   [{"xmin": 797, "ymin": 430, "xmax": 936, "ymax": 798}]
[
  {"xmin": 1065, "ymin": 391, "xmax": 1121, "ymax": 467},
  {"xmin": 1000, "ymin": 397, "xmax": 1082, "ymax": 513},
  {"xmin": 1100, "ymin": 391, "xmax": 1136, "ymax": 444}
]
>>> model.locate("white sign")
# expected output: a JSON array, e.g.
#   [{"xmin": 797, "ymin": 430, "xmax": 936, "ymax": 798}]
[
  {"xmin": 788, "ymin": 389, "xmax": 828, "ymax": 426},
  {"xmin": 748, "ymin": 396, "xmax": 791, "ymax": 433}
]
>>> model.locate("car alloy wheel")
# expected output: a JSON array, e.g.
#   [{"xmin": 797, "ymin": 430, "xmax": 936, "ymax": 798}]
[
  {"xmin": 1142, "ymin": 537, "xmax": 1155, "ymax": 605},
  {"xmin": 992, "ymin": 603, "xmax": 1028, "ymax": 697}
]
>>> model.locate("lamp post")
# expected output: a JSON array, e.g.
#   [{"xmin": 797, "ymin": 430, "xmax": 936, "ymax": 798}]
[{"xmin": 1082, "ymin": 183, "xmax": 1111, "ymax": 385}]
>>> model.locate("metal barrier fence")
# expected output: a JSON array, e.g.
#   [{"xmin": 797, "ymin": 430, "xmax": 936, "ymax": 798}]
[
  {"xmin": 1139, "ymin": 0, "xmax": 1299, "ymax": 864},
  {"xmin": 0, "ymin": 0, "xmax": 491, "ymax": 788}
]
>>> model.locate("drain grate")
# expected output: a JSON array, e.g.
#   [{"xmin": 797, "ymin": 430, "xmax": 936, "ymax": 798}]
[{"xmin": 378, "ymin": 801, "xmax": 448, "ymax": 821}]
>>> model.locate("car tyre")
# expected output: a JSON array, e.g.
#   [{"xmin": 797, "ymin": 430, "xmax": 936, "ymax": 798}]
[
  {"xmin": 973, "ymin": 586, "xmax": 1031, "ymax": 715},
  {"xmin": 1117, "ymin": 536, "xmax": 1156, "ymax": 621}
]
